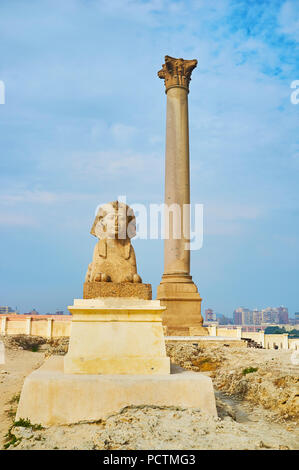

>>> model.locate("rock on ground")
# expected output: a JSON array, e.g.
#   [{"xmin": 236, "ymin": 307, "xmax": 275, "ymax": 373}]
[
  {"xmin": 7, "ymin": 405, "xmax": 299, "ymax": 450},
  {"xmin": 166, "ymin": 341, "xmax": 299, "ymax": 421}
]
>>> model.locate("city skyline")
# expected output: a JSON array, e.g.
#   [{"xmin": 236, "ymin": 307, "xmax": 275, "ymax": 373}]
[
  {"xmin": 205, "ymin": 305, "xmax": 298, "ymax": 325},
  {"xmin": 1, "ymin": 303, "xmax": 298, "ymax": 321}
]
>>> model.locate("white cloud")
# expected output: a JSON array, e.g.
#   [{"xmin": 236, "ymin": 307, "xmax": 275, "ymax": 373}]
[
  {"xmin": 90, "ymin": 121, "xmax": 138, "ymax": 144},
  {"xmin": 208, "ymin": 202, "xmax": 263, "ymax": 221},
  {"xmin": 43, "ymin": 149, "xmax": 161, "ymax": 180},
  {"xmin": 110, "ymin": 123, "xmax": 137, "ymax": 142},
  {"xmin": 94, "ymin": 0, "xmax": 166, "ymax": 25},
  {"xmin": 0, "ymin": 190, "xmax": 93, "ymax": 206},
  {"xmin": 0, "ymin": 212, "xmax": 37, "ymax": 227},
  {"xmin": 204, "ymin": 202, "xmax": 264, "ymax": 236},
  {"xmin": 278, "ymin": 1, "xmax": 299, "ymax": 43}
]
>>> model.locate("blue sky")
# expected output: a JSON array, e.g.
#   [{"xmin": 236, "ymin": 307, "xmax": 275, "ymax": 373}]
[{"xmin": 0, "ymin": 0, "xmax": 298, "ymax": 316}]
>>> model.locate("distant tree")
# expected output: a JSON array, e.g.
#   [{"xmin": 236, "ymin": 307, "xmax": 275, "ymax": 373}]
[
  {"xmin": 289, "ymin": 329, "xmax": 299, "ymax": 338},
  {"xmin": 264, "ymin": 326, "xmax": 286, "ymax": 335}
]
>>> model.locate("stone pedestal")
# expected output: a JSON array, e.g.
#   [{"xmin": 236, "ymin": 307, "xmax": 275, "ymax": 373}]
[
  {"xmin": 64, "ymin": 298, "xmax": 170, "ymax": 375},
  {"xmin": 17, "ymin": 297, "xmax": 217, "ymax": 425},
  {"xmin": 16, "ymin": 357, "xmax": 217, "ymax": 426}
]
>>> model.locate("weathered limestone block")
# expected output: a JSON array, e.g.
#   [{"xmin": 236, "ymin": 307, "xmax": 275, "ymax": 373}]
[
  {"xmin": 64, "ymin": 298, "xmax": 170, "ymax": 375},
  {"xmin": 16, "ymin": 357, "xmax": 217, "ymax": 426},
  {"xmin": 83, "ymin": 281, "xmax": 152, "ymax": 300}
]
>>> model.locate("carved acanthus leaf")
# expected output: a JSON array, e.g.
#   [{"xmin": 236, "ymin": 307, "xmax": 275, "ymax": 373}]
[{"xmin": 158, "ymin": 55, "xmax": 197, "ymax": 92}]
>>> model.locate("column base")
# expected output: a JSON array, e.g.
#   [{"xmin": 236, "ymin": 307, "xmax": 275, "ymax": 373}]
[{"xmin": 157, "ymin": 277, "xmax": 208, "ymax": 336}]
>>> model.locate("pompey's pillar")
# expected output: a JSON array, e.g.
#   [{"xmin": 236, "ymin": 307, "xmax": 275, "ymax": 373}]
[{"xmin": 156, "ymin": 55, "xmax": 207, "ymax": 336}]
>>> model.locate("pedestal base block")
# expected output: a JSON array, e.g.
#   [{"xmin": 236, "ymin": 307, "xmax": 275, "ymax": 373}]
[
  {"xmin": 65, "ymin": 298, "xmax": 170, "ymax": 375},
  {"xmin": 16, "ymin": 357, "xmax": 217, "ymax": 426}
]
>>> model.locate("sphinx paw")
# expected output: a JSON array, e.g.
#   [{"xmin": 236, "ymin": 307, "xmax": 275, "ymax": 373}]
[
  {"xmin": 94, "ymin": 273, "xmax": 111, "ymax": 282},
  {"xmin": 133, "ymin": 274, "xmax": 142, "ymax": 283}
]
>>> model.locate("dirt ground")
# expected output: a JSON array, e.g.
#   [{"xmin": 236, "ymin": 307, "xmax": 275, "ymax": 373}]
[
  {"xmin": 0, "ymin": 339, "xmax": 44, "ymax": 447},
  {"xmin": 0, "ymin": 336, "xmax": 298, "ymax": 450},
  {"xmin": 166, "ymin": 342, "xmax": 299, "ymax": 422}
]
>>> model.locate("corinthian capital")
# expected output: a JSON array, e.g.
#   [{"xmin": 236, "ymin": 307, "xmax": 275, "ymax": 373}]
[{"xmin": 158, "ymin": 55, "xmax": 197, "ymax": 93}]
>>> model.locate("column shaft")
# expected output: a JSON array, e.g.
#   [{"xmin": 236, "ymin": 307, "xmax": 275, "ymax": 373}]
[{"xmin": 163, "ymin": 86, "xmax": 190, "ymax": 278}]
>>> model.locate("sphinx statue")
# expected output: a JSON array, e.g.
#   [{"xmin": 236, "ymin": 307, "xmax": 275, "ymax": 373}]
[{"xmin": 85, "ymin": 201, "xmax": 142, "ymax": 284}]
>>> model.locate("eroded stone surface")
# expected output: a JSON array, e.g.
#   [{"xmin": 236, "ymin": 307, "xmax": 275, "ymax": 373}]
[
  {"xmin": 83, "ymin": 282, "xmax": 152, "ymax": 300},
  {"xmin": 85, "ymin": 201, "xmax": 142, "ymax": 285}
]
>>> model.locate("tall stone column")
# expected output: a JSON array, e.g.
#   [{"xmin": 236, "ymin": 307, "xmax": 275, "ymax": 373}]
[{"xmin": 156, "ymin": 55, "xmax": 207, "ymax": 336}]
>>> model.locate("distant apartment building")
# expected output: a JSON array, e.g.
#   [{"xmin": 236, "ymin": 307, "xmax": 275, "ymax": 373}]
[
  {"xmin": 233, "ymin": 307, "xmax": 253, "ymax": 325},
  {"xmin": 261, "ymin": 307, "xmax": 288, "ymax": 324},
  {"xmin": 261, "ymin": 307, "xmax": 273, "ymax": 323},
  {"xmin": 233, "ymin": 309, "xmax": 242, "ymax": 325},
  {"xmin": 244, "ymin": 309, "xmax": 253, "ymax": 325},
  {"xmin": 234, "ymin": 305, "xmax": 290, "ymax": 326},
  {"xmin": 252, "ymin": 309, "xmax": 262, "ymax": 325},
  {"xmin": 0, "ymin": 306, "xmax": 18, "ymax": 315},
  {"xmin": 277, "ymin": 306, "xmax": 289, "ymax": 324},
  {"xmin": 295, "ymin": 312, "xmax": 299, "ymax": 323},
  {"xmin": 205, "ymin": 309, "xmax": 216, "ymax": 322}
]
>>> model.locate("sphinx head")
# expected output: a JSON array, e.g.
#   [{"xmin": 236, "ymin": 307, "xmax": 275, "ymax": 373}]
[{"xmin": 91, "ymin": 201, "xmax": 136, "ymax": 240}]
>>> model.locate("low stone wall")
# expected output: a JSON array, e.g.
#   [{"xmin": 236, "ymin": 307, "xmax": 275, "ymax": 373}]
[
  {"xmin": 206, "ymin": 326, "xmax": 242, "ymax": 339},
  {"xmin": 288, "ymin": 338, "xmax": 299, "ymax": 350},
  {"xmin": 1, "ymin": 314, "xmax": 298, "ymax": 350},
  {"xmin": 206, "ymin": 327, "xmax": 297, "ymax": 350},
  {"xmin": 264, "ymin": 333, "xmax": 289, "ymax": 350},
  {"xmin": 0, "ymin": 315, "xmax": 71, "ymax": 338},
  {"xmin": 241, "ymin": 330, "xmax": 299, "ymax": 350},
  {"xmin": 241, "ymin": 331, "xmax": 265, "ymax": 347},
  {"xmin": 165, "ymin": 337, "xmax": 247, "ymax": 348}
]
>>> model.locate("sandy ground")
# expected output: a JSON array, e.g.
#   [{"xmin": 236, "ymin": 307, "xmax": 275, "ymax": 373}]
[
  {"xmin": 0, "ymin": 336, "xmax": 298, "ymax": 450},
  {"xmin": 0, "ymin": 341, "xmax": 44, "ymax": 447}
]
